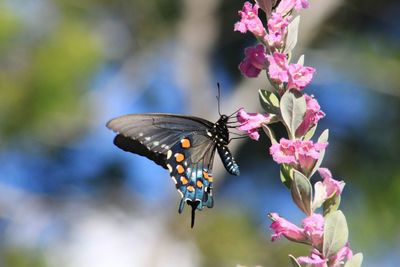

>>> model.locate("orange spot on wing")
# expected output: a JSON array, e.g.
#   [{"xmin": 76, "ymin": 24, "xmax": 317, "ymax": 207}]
[
  {"xmin": 196, "ymin": 180, "xmax": 203, "ymax": 188},
  {"xmin": 203, "ymin": 171, "xmax": 213, "ymax": 182},
  {"xmin": 176, "ymin": 165, "xmax": 185, "ymax": 174},
  {"xmin": 187, "ymin": 185, "xmax": 194, "ymax": 192},
  {"xmin": 181, "ymin": 138, "xmax": 191, "ymax": 148},
  {"xmin": 174, "ymin": 153, "xmax": 184, "ymax": 162},
  {"xmin": 180, "ymin": 176, "xmax": 189, "ymax": 185}
]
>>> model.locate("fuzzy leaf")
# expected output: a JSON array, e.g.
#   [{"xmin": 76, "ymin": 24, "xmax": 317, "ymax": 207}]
[
  {"xmin": 323, "ymin": 194, "xmax": 341, "ymax": 216},
  {"xmin": 344, "ymin": 253, "xmax": 363, "ymax": 267},
  {"xmin": 297, "ymin": 54, "xmax": 305, "ymax": 65},
  {"xmin": 280, "ymin": 89, "xmax": 306, "ymax": 138},
  {"xmin": 262, "ymin": 125, "xmax": 278, "ymax": 144},
  {"xmin": 291, "ymin": 170, "xmax": 312, "ymax": 215},
  {"xmin": 303, "ymin": 124, "xmax": 317, "ymax": 140},
  {"xmin": 288, "ymin": 255, "xmax": 301, "ymax": 267},
  {"xmin": 323, "ymin": 210, "xmax": 349, "ymax": 258},
  {"xmin": 310, "ymin": 129, "xmax": 329, "ymax": 177},
  {"xmin": 280, "ymin": 164, "xmax": 292, "ymax": 189},
  {"xmin": 256, "ymin": 0, "xmax": 273, "ymax": 18},
  {"xmin": 284, "ymin": 16, "xmax": 300, "ymax": 54},
  {"xmin": 259, "ymin": 89, "xmax": 280, "ymax": 114}
]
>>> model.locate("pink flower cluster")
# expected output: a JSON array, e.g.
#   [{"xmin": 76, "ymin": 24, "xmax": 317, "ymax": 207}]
[
  {"xmin": 270, "ymin": 213, "xmax": 353, "ymax": 266},
  {"xmin": 236, "ymin": 108, "xmax": 270, "ymax": 140},
  {"xmin": 267, "ymin": 52, "xmax": 316, "ymax": 91},
  {"xmin": 235, "ymin": 1, "xmax": 316, "ymax": 90},
  {"xmin": 269, "ymin": 138, "xmax": 328, "ymax": 174}
]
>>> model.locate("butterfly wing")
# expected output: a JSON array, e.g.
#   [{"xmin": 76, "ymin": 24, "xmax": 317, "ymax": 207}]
[
  {"xmin": 106, "ymin": 113, "xmax": 213, "ymax": 168},
  {"xmin": 107, "ymin": 113, "xmax": 229, "ymax": 227},
  {"xmin": 165, "ymin": 133, "xmax": 217, "ymax": 227}
]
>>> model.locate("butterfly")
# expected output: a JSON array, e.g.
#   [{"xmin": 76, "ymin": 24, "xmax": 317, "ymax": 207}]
[{"xmin": 106, "ymin": 112, "xmax": 241, "ymax": 227}]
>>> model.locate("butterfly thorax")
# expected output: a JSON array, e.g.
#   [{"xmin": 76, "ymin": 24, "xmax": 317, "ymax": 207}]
[{"xmin": 207, "ymin": 115, "xmax": 230, "ymax": 145}]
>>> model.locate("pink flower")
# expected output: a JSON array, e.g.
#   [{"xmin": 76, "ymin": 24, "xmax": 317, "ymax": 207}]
[
  {"xmin": 318, "ymin": 168, "xmax": 345, "ymax": 197},
  {"xmin": 296, "ymin": 94, "xmax": 326, "ymax": 136},
  {"xmin": 269, "ymin": 213, "xmax": 307, "ymax": 242},
  {"xmin": 239, "ymin": 44, "xmax": 268, "ymax": 78},
  {"xmin": 264, "ymin": 12, "xmax": 291, "ymax": 48},
  {"xmin": 329, "ymin": 243, "xmax": 353, "ymax": 267},
  {"xmin": 270, "ymin": 138, "xmax": 328, "ymax": 174},
  {"xmin": 276, "ymin": 0, "xmax": 310, "ymax": 15},
  {"xmin": 302, "ymin": 214, "xmax": 324, "ymax": 248},
  {"xmin": 267, "ymin": 52, "xmax": 289, "ymax": 84},
  {"xmin": 312, "ymin": 168, "xmax": 345, "ymax": 210},
  {"xmin": 237, "ymin": 108, "xmax": 270, "ymax": 140},
  {"xmin": 287, "ymin": 63, "xmax": 316, "ymax": 91},
  {"xmin": 297, "ymin": 249, "xmax": 327, "ymax": 267},
  {"xmin": 234, "ymin": 2, "xmax": 266, "ymax": 37},
  {"xmin": 269, "ymin": 138, "xmax": 297, "ymax": 164}
]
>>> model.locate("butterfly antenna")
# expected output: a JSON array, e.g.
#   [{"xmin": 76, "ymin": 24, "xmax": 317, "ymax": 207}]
[{"xmin": 216, "ymin": 83, "xmax": 222, "ymax": 116}]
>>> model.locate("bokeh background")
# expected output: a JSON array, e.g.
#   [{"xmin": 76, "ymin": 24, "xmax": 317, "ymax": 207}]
[{"xmin": 0, "ymin": 0, "xmax": 399, "ymax": 266}]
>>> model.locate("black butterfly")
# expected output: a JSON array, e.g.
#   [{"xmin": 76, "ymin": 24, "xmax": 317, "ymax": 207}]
[{"xmin": 106, "ymin": 112, "xmax": 240, "ymax": 227}]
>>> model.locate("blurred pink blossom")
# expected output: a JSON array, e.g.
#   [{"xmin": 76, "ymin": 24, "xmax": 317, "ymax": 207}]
[
  {"xmin": 269, "ymin": 213, "xmax": 307, "ymax": 242},
  {"xmin": 296, "ymin": 94, "xmax": 325, "ymax": 136},
  {"xmin": 319, "ymin": 168, "xmax": 345, "ymax": 197},
  {"xmin": 276, "ymin": 0, "xmax": 310, "ymax": 15},
  {"xmin": 287, "ymin": 63, "xmax": 316, "ymax": 90},
  {"xmin": 267, "ymin": 52, "xmax": 289, "ymax": 84},
  {"xmin": 237, "ymin": 108, "xmax": 270, "ymax": 140},
  {"xmin": 239, "ymin": 44, "xmax": 268, "ymax": 78},
  {"xmin": 329, "ymin": 243, "xmax": 353, "ymax": 267},
  {"xmin": 297, "ymin": 249, "xmax": 327, "ymax": 267},
  {"xmin": 264, "ymin": 12, "xmax": 291, "ymax": 48},
  {"xmin": 234, "ymin": 2, "xmax": 266, "ymax": 37}
]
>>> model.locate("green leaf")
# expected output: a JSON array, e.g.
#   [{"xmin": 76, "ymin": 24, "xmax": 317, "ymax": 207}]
[
  {"xmin": 323, "ymin": 210, "xmax": 349, "ymax": 258},
  {"xmin": 303, "ymin": 124, "xmax": 317, "ymax": 140},
  {"xmin": 323, "ymin": 194, "xmax": 341, "ymax": 216},
  {"xmin": 309, "ymin": 129, "xmax": 329, "ymax": 177},
  {"xmin": 284, "ymin": 16, "xmax": 300, "ymax": 54},
  {"xmin": 344, "ymin": 253, "xmax": 363, "ymax": 267},
  {"xmin": 280, "ymin": 89, "xmax": 306, "ymax": 138},
  {"xmin": 280, "ymin": 164, "xmax": 292, "ymax": 189},
  {"xmin": 291, "ymin": 170, "xmax": 312, "ymax": 215},
  {"xmin": 297, "ymin": 54, "xmax": 305, "ymax": 65},
  {"xmin": 262, "ymin": 125, "xmax": 278, "ymax": 144},
  {"xmin": 288, "ymin": 255, "xmax": 301, "ymax": 267},
  {"xmin": 259, "ymin": 89, "xmax": 280, "ymax": 114}
]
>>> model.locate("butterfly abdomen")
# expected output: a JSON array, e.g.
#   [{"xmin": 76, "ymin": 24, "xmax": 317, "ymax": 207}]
[{"xmin": 217, "ymin": 145, "xmax": 240, "ymax": 176}]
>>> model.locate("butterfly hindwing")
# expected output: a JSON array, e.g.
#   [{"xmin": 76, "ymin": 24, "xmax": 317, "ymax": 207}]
[{"xmin": 165, "ymin": 134, "xmax": 216, "ymax": 213}]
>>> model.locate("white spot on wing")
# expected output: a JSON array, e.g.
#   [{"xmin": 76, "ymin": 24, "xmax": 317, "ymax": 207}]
[
  {"xmin": 167, "ymin": 164, "xmax": 173, "ymax": 173},
  {"xmin": 166, "ymin": 150, "xmax": 172, "ymax": 159}
]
